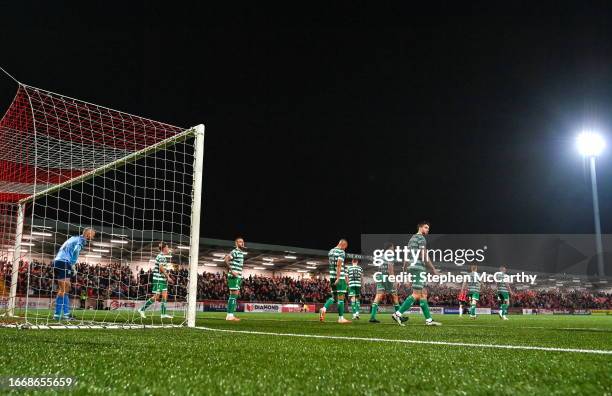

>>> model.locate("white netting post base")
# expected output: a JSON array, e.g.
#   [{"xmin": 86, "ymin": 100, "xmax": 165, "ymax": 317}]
[{"xmin": 0, "ymin": 82, "xmax": 203, "ymax": 328}]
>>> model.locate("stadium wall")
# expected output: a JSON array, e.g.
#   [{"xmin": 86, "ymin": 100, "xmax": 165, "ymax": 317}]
[{"xmin": 2, "ymin": 296, "xmax": 598, "ymax": 315}]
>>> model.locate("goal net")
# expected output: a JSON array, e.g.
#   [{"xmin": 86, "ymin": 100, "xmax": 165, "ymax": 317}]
[{"xmin": 0, "ymin": 82, "xmax": 203, "ymax": 328}]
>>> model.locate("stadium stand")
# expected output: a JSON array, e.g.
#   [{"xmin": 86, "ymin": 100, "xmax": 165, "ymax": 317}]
[{"xmin": 2, "ymin": 259, "xmax": 610, "ymax": 309}]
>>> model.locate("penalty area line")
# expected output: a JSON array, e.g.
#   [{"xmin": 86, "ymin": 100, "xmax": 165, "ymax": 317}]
[{"xmin": 193, "ymin": 326, "xmax": 612, "ymax": 355}]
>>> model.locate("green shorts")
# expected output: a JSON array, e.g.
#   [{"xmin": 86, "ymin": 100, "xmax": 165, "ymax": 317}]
[
  {"xmin": 331, "ymin": 279, "xmax": 347, "ymax": 294},
  {"xmin": 410, "ymin": 270, "xmax": 427, "ymax": 290},
  {"xmin": 348, "ymin": 286, "xmax": 361, "ymax": 297},
  {"xmin": 497, "ymin": 291, "xmax": 510, "ymax": 302},
  {"xmin": 228, "ymin": 275, "xmax": 242, "ymax": 291},
  {"xmin": 468, "ymin": 292, "xmax": 480, "ymax": 301},
  {"xmin": 152, "ymin": 279, "xmax": 168, "ymax": 294},
  {"xmin": 375, "ymin": 280, "xmax": 396, "ymax": 294}
]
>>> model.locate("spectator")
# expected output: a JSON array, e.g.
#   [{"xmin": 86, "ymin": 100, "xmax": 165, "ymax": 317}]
[{"xmin": 1, "ymin": 259, "xmax": 610, "ymax": 310}]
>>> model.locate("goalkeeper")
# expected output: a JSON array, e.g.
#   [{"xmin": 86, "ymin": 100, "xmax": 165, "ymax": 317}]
[
  {"xmin": 138, "ymin": 242, "xmax": 174, "ymax": 319},
  {"xmin": 52, "ymin": 228, "xmax": 96, "ymax": 320}
]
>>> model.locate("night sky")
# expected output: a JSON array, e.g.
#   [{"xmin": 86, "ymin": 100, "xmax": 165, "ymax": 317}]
[{"xmin": 2, "ymin": 2, "xmax": 612, "ymax": 250}]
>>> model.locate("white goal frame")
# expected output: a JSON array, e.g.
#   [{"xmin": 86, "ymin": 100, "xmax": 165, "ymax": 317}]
[{"xmin": 4, "ymin": 124, "xmax": 205, "ymax": 328}]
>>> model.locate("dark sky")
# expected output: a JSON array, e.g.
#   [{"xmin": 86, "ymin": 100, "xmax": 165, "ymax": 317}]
[{"xmin": 2, "ymin": 2, "xmax": 612, "ymax": 250}]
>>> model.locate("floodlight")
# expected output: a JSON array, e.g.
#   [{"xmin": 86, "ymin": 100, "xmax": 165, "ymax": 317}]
[{"xmin": 577, "ymin": 131, "xmax": 605, "ymax": 157}]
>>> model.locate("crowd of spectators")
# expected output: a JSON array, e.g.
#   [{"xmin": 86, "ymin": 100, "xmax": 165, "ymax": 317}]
[{"xmin": 1, "ymin": 260, "xmax": 611, "ymax": 310}]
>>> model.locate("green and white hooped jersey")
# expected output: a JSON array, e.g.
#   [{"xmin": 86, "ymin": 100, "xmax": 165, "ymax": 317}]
[
  {"xmin": 328, "ymin": 247, "xmax": 346, "ymax": 280},
  {"xmin": 153, "ymin": 253, "xmax": 168, "ymax": 282},
  {"xmin": 347, "ymin": 265, "xmax": 363, "ymax": 287},
  {"xmin": 408, "ymin": 233, "xmax": 427, "ymax": 272},
  {"xmin": 468, "ymin": 271, "xmax": 481, "ymax": 293},
  {"xmin": 497, "ymin": 274, "xmax": 509, "ymax": 293},
  {"xmin": 229, "ymin": 248, "xmax": 245, "ymax": 278},
  {"xmin": 379, "ymin": 259, "xmax": 393, "ymax": 277}
]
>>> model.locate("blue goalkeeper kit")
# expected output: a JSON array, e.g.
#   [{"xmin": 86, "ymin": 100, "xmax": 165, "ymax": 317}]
[{"xmin": 53, "ymin": 235, "xmax": 87, "ymax": 317}]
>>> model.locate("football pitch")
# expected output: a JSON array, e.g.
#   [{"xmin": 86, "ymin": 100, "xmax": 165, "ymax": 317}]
[{"xmin": 2, "ymin": 313, "xmax": 612, "ymax": 395}]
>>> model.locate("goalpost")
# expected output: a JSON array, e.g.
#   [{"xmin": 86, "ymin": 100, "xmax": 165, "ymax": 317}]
[{"xmin": 0, "ymin": 81, "xmax": 204, "ymax": 328}]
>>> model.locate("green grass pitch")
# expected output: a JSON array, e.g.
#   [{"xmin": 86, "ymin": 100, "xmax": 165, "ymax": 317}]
[{"xmin": 1, "ymin": 313, "xmax": 611, "ymax": 395}]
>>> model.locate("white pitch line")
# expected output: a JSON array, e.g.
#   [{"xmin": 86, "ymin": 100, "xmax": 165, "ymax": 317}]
[
  {"xmin": 560, "ymin": 327, "xmax": 612, "ymax": 332},
  {"xmin": 0, "ymin": 324, "xmax": 184, "ymax": 330},
  {"xmin": 193, "ymin": 326, "xmax": 612, "ymax": 355},
  {"xmin": 197, "ymin": 316, "xmax": 611, "ymax": 331}
]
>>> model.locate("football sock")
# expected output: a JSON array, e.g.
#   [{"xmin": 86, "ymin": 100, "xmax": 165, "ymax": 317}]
[
  {"xmin": 420, "ymin": 299, "xmax": 432, "ymax": 320},
  {"xmin": 227, "ymin": 295, "xmax": 237, "ymax": 314},
  {"xmin": 323, "ymin": 297, "xmax": 335, "ymax": 310},
  {"xmin": 398, "ymin": 296, "xmax": 415, "ymax": 314},
  {"xmin": 142, "ymin": 298, "xmax": 154, "ymax": 311},
  {"xmin": 370, "ymin": 302, "xmax": 379, "ymax": 319},
  {"xmin": 54, "ymin": 295, "xmax": 63, "ymax": 317},
  {"xmin": 63, "ymin": 294, "xmax": 70, "ymax": 315}
]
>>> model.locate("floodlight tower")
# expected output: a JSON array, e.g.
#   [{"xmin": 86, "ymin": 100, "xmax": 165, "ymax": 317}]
[{"xmin": 576, "ymin": 131, "xmax": 606, "ymax": 277}]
